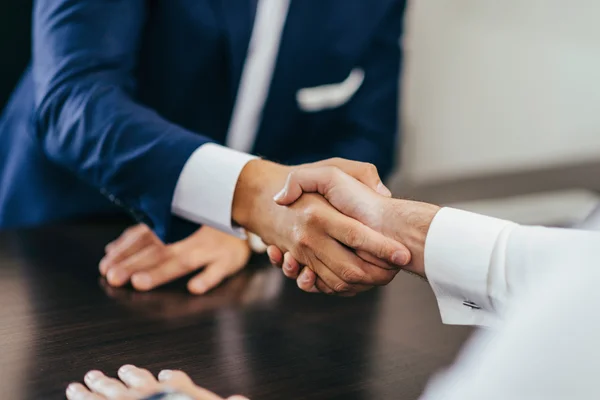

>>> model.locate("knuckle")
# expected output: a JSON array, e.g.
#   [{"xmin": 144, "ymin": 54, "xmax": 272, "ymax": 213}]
[
  {"xmin": 138, "ymin": 224, "xmax": 151, "ymax": 232},
  {"xmin": 373, "ymin": 244, "xmax": 388, "ymax": 260},
  {"xmin": 292, "ymin": 228, "xmax": 312, "ymax": 249},
  {"xmin": 151, "ymin": 246, "xmax": 169, "ymax": 262},
  {"xmin": 180, "ymin": 258, "xmax": 199, "ymax": 273},
  {"xmin": 131, "ymin": 224, "xmax": 148, "ymax": 235},
  {"xmin": 340, "ymin": 267, "xmax": 366, "ymax": 284},
  {"xmin": 344, "ymin": 227, "xmax": 365, "ymax": 249},
  {"xmin": 333, "ymin": 281, "xmax": 352, "ymax": 293},
  {"xmin": 364, "ymin": 162, "xmax": 378, "ymax": 175},
  {"xmin": 302, "ymin": 205, "xmax": 322, "ymax": 224},
  {"xmin": 140, "ymin": 230, "xmax": 154, "ymax": 241}
]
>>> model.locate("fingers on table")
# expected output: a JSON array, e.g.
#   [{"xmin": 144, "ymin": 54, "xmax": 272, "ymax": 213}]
[
  {"xmin": 103, "ymin": 225, "xmax": 158, "ymax": 267},
  {"xmin": 130, "ymin": 255, "xmax": 204, "ymax": 292},
  {"xmin": 187, "ymin": 261, "xmax": 239, "ymax": 295},
  {"xmin": 106, "ymin": 246, "xmax": 167, "ymax": 288},
  {"xmin": 101, "ymin": 225, "xmax": 161, "ymax": 282}
]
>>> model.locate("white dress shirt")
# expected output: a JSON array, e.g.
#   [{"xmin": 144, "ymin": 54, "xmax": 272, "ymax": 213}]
[
  {"xmin": 420, "ymin": 207, "xmax": 600, "ymax": 399},
  {"xmin": 171, "ymin": 0, "xmax": 291, "ymax": 238}
]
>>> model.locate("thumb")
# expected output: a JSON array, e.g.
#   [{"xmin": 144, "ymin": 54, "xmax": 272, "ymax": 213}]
[
  {"xmin": 273, "ymin": 166, "xmax": 341, "ymax": 205},
  {"xmin": 274, "ymin": 167, "xmax": 384, "ymax": 229},
  {"xmin": 311, "ymin": 158, "xmax": 392, "ymax": 197}
]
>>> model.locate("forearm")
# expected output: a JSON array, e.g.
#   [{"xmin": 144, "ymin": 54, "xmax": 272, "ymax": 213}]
[
  {"xmin": 232, "ymin": 159, "xmax": 290, "ymax": 234},
  {"xmin": 402, "ymin": 207, "xmax": 600, "ymax": 327},
  {"xmin": 381, "ymin": 199, "xmax": 440, "ymax": 277},
  {"xmin": 36, "ymin": 80, "xmax": 207, "ymax": 240},
  {"xmin": 33, "ymin": 1, "xmax": 217, "ymax": 241},
  {"xmin": 379, "ymin": 200, "xmax": 519, "ymax": 326}
]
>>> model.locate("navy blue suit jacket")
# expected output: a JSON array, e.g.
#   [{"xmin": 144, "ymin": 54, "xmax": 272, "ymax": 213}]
[{"xmin": 0, "ymin": 0, "xmax": 405, "ymax": 242}]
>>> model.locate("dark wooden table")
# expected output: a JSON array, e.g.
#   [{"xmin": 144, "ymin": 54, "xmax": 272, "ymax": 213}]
[{"xmin": 0, "ymin": 221, "xmax": 472, "ymax": 400}]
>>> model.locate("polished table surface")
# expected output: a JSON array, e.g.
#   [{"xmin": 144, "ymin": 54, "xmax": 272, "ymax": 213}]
[{"xmin": 0, "ymin": 221, "xmax": 472, "ymax": 400}]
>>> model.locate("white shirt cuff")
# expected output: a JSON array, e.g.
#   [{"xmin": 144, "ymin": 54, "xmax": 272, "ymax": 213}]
[
  {"xmin": 424, "ymin": 208, "xmax": 517, "ymax": 326},
  {"xmin": 171, "ymin": 143, "xmax": 257, "ymax": 238}
]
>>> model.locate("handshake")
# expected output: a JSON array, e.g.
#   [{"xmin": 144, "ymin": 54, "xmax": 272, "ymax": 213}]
[{"xmin": 100, "ymin": 158, "xmax": 441, "ymax": 296}]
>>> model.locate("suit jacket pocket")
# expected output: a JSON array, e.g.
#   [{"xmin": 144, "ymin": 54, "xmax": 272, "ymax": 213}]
[{"xmin": 296, "ymin": 68, "xmax": 365, "ymax": 112}]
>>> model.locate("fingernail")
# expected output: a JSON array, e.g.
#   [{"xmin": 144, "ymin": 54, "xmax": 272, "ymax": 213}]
[
  {"xmin": 85, "ymin": 371, "xmax": 102, "ymax": 382},
  {"xmin": 119, "ymin": 364, "xmax": 134, "ymax": 374},
  {"xmin": 66, "ymin": 384, "xmax": 78, "ymax": 394},
  {"xmin": 107, "ymin": 269, "xmax": 127, "ymax": 286},
  {"xmin": 283, "ymin": 262, "xmax": 292, "ymax": 272},
  {"xmin": 300, "ymin": 271, "xmax": 311, "ymax": 283},
  {"xmin": 273, "ymin": 189, "xmax": 286, "ymax": 202},
  {"xmin": 132, "ymin": 273, "xmax": 152, "ymax": 290},
  {"xmin": 190, "ymin": 280, "xmax": 207, "ymax": 294},
  {"xmin": 392, "ymin": 250, "xmax": 409, "ymax": 266},
  {"xmin": 376, "ymin": 182, "xmax": 392, "ymax": 197},
  {"xmin": 99, "ymin": 259, "xmax": 109, "ymax": 275},
  {"xmin": 158, "ymin": 370, "xmax": 172, "ymax": 381}
]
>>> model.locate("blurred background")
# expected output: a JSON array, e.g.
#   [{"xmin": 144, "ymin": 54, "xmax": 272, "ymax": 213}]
[
  {"xmin": 395, "ymin": 0, "xmax": 600, "ymax": 227},
  {"xmin": 1, "ymin": 0, "xmax": 599, "ymax": 227}
]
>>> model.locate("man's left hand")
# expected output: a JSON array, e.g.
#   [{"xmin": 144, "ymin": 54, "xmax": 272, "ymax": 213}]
[{"xmin": 99, "ymin": 225, "xmax": 252, "ymax": 294}]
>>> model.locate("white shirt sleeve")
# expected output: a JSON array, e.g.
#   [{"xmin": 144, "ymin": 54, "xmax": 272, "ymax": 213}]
[
  {"xmin": 420, "ymin": 228, "xmax": 600, "ymax": 400},
  {"xmin": 425, "ymin": 207, "xmax": 600, "ymax": 327},
  {"xmin": 424, "ymin": 207, "xmax": 517, "ymax": 326},
  {"xmin": 171, "ymin": 143, "xmax": 257, "ymax": 238}
]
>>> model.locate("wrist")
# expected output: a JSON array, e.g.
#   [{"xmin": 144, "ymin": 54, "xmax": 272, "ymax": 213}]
[
  {"xmin": 232, "ymin": 159, "xmax": 290, "ymax": 232},
  {"xmin": 382, "ymin": 199, "xmax": 440, "ymax": 277}
]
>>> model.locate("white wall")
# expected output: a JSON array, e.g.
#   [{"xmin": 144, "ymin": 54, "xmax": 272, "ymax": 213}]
[{"xmin": 400, "ymin": 0, "xmax": 600, "ymax": 183}]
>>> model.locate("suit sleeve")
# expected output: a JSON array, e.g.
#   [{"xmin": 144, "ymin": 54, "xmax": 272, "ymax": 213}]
[
  {"xmin": 32, "ymin": 0, "xmax": 209, "ymax": 241},
  {"xmin": 285, "ymin": 0, "xmax": 405, "ymax": 180}
]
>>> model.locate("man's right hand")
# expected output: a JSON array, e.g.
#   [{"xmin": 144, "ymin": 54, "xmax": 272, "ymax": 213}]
[
  {"xmin": 231, "ymin": 159, "xmax": 411, "ymax": 295},
  {"xmin": 265, "ymin": 165, "xmax": 441, "ymax": 292}
]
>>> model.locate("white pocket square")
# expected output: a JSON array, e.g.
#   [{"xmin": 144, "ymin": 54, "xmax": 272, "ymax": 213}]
[{"xmin": 296, "ymin": 68, "xmax": 365, "ymax": 112}]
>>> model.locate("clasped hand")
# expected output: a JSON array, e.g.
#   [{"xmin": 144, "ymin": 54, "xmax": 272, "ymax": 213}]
[{"xmin": 267, "ymin": 164, "xmax": 439, "ymax": 294}]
